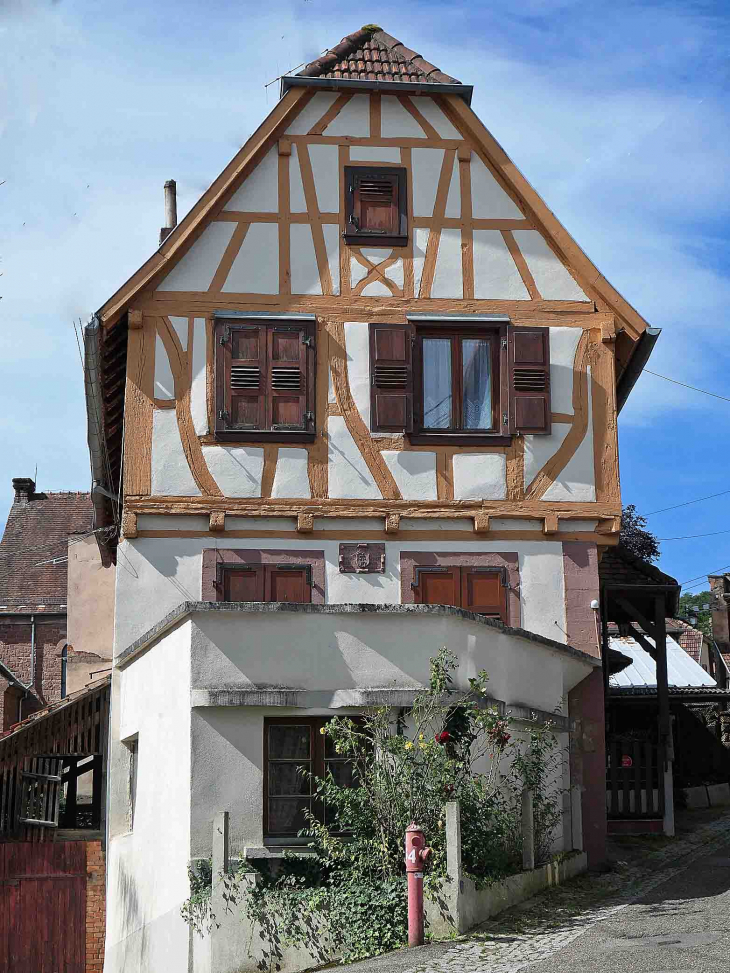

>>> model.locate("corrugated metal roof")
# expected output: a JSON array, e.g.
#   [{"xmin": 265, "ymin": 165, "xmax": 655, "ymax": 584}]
[{"xmin": 609, "ymin": 635, "xmax": 716, "ymax": 689}]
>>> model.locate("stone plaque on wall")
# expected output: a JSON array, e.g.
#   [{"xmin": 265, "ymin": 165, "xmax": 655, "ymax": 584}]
[{"xmin": 338, "ymin": 543, "xmax": 386, "ymax": 574}]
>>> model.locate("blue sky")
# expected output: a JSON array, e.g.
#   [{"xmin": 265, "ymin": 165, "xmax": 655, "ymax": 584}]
[{"xmin": 1, "ymin": 0, "xmax": 729, "ymax": 591}]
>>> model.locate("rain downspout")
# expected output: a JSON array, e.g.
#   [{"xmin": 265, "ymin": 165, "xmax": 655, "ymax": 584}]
[{"xmin": 84, "ymin": 315, "xmax": 115, "ymax": 538}]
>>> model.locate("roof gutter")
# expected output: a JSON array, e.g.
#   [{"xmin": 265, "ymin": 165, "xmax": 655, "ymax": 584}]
[
  {"xmin": 84, "ymin": 316, "xmax": 117, "ymax": 554},
  {"xmin": 280, "ymin": 75, "xmax": 473, "ymax": 105},
  {"xmin": 616, "ymin": 326, "xmax": 661, "ymax": 415}
]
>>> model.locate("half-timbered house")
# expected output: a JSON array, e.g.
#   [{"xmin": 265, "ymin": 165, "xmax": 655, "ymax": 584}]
[{"xmin": 86, "ymin": 27, "xmax": 663, "ymax": 972}]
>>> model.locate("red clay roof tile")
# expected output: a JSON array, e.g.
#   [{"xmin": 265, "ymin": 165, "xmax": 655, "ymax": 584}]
[{"xmin": 298, "ymin": 27, "xmax": 460, "ymax": 85}]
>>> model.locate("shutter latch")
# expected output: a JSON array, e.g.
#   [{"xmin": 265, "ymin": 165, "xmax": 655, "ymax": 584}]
[
  {"xmin": 219, "ymin": 329, "xmax": 229, "ymax": 345},
  {"xmin": 218, "ymin": 410, "xmax": 230, "ymax": 422},
  {"xmin": 503, "ymin": 412, "xmax": 509, "ymax": 426},
  {"xmin": 501, "ymin": 337, "xmax": 507, "ymax": 349},
  {"xmin": 304, "ymin": 411, "xmax": 314, "ymax": 423},
  {"xmin": 301, "ymin": 335, "xmax": 313, "ymax": 347}
]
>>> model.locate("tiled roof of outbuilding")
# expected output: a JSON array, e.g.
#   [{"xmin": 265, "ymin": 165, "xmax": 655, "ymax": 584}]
[
  {"xmin": 672, "ymin": 618, "xmax": 704, "ymax": 664},
  {"xmin": 599, "ymin": 545, "xmax": 679, "ymax": 590},
  {"xmin": 297, "ymin": 26, "xmax": 460, "ymax": 85},
  {"xmin": 0, "ymin": 484, "xmax": 93, "ymax": 612}
]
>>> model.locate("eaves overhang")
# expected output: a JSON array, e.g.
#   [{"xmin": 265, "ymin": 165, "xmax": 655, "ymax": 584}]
[{"xmin": 280, "ymin": 75, "xmax": 473, "ymax": 104}]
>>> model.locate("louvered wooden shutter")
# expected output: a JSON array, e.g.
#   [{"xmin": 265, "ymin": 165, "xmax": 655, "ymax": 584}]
[
  {"xmin": 369, "ymin": 323, "xmax": 413, "ymax": 432},
  {"xmin": 267, "ymin": 325, "xmax": 310, "ymax": 431},
  {"xmin": 508, "ymin": 326, "xmax": 551, "ymax": 435},
  {"xmin": 461, "ymin": 569, "xmax": 508, "ymax": 622},
  {"xmin": 17, "ymin": 757, "xmax": 62, "ymax": 829},
  {"xmin": 353, "ymin": 170, "xmax": 399, "ymax": 235},
  {"xmin": 221, "ymin": 324, "xmax": 266, "ymax": 431}
]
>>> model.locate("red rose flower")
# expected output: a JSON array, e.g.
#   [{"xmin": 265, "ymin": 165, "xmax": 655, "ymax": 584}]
[{"xmin": 435, "ymin": 730, "xmax": 451, "ymax": 744}]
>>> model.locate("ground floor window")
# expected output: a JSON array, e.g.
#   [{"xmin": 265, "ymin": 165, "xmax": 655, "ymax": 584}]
[{"xmin": 264, "ymin": 717, "xmax": 356, "ymax": 839}]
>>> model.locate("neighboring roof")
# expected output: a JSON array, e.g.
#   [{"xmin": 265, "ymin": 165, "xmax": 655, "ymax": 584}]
[
  {"xmin": 600, "ymin": 545, "xmax": 679, "ymax": 590},
  {"xmin": 297, "ymin": 26, "xmax": 461, "ymax": 85},
  {"xmin": 612, "ymin": 685, "xmax": 730, "ymax": 700},
  {"xmin": 0, "ymin": 484, "xmax": 93, "ymax": 612},
  {"xmin": 0, "ymin": 675, "xmax": 110, "ymax": 745},
  {"xmin": 672, "ymin": 617, "xmax": 704, "ymax": 664},
  {"xmin": 608, "ymin": 635, "xmax": 716, "ymax": 690}
]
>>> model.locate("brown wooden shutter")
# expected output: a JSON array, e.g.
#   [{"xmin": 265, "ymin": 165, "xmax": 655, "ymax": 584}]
[
  {"xmin": 369, "ymin": 323, "xmax": 413, "ymax": 432},
  {"xmin": 219, "ymin": 323, "xmax": 266, "ymax": 432},
  {"xmin": 17, "ymin": 757, "xmax": 62, "ymax": 829},
  {"xmin": 265, "ymin": 565, "xmax": 312, "ymax": 604},
  {"xmin": 353, "ymin": 170, "xmax": 399, "ymax": 235},
  {"xmin": 413, "ymin": 567, "xmax": 460, "ymax": 608},
  {"xmin": 267, "ymin": 325, "xmax": 311, "ymax": 432},
  {"xmin": 461, "ymin": 569, "xmax": 508, "ymax": 622},
  {"xmin": 508, "ymin": 326, "xmax": 551, "ymax": 435},
  {"xmin": 222, "ymin": 566, "xmax": 265, "ymax": 601}
]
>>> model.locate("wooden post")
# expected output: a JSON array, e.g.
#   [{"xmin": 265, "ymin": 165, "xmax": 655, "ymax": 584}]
[
  {"xmin": 522, "ymin": 788, "xmax": 535, "ymax": 870},
  {"xmin": 654, "ymin": 596, "xmax": 674, "ymax": 837}
]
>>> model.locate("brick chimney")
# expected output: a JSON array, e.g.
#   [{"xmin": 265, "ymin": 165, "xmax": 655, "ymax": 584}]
[{"xmin": 12, "ymin": 478, "xmax": 35, "ymax": 504}]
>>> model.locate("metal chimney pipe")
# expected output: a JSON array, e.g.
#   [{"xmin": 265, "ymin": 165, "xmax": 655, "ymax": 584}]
[{"xmin": 160, "ymin": 179, "xmax": 177, "ymax": 244}]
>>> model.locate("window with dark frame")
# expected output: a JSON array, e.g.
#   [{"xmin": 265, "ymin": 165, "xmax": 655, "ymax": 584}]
[
  {"xmin": 264, "ymin": 718, "xmax": 358, "ymax": 840},
  {"xmin": 344, "ymin": 166, "xmax": 408, "ymax": 247},
  {"xmin": 412, "ymin": 566, "xmax": 509, "ymax": 622},
  {"xmin": 218, "ymin": 563, "xmax": 312, "ymax": 604},
  {"xmin": 215, "ymin": 318, "xmax": 315, "ymax": 442},
  {"xmin": 369, "ymin": 321, "xmax": 551, "ymax": 443}
]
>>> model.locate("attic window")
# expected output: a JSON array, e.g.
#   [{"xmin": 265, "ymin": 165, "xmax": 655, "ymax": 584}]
[{"xmin": 344, "ymin": 166, "xmax": 407, "ymax": 247}]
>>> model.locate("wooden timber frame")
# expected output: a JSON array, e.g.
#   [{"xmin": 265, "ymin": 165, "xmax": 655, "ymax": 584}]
[
  {"xmin": 0, "ymin": 678, "xmax": 109, "ymax": 841},
  {"xmin": 600, "ymin": 585, "xmax": 679, "ymax": 836}
]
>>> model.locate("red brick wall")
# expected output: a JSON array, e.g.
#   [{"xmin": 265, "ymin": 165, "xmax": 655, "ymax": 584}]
[
  {"xmin": 85, "ymin": 840, "xmax": 106, "ymax": 973},
  {"xmin": 0, "ymin": 614, "xmax": 66, "ymax": 728}
]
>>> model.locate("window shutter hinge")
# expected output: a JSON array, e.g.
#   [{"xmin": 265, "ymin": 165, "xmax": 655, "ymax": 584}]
[
  {"xmin": 301, "ymin": 335, "xmax": 313, "ymax": 347},
  {"xmin": 218, "ymin": 410, "xmax": 229, "ymax": 422},
  {"xmin": 501, "ymin": 337, "xmax": 507, "ymax": 349},
  {"xmin": 503, "ymin": 412, "xmax": 509, "ymax": 426},
  {"xmin": 304, "ymin": 411, "xmax": 314, "ymax": 423},
  {"xmin": 219, "ymin": 330, "xmax": 229, "ymax": 345}
]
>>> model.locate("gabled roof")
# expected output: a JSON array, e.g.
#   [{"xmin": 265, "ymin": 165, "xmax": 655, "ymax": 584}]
[
  {"xmin": 599, "ymin": 545, "xmax": 678, "ymax": 590},
  {"xmin": 297, "ymin": 26, "xmax": 460, "ymax": 85},
  {"xmin": 672, "ymin": 617, "xmax": 704, "ymax": 664},
  {"xmin": 0, "ymin": 482, "xmax": 92, "ymax": 612},
  {"xmin": 609, "ymin": 634, "xmax": 715, "ymax": 690}
]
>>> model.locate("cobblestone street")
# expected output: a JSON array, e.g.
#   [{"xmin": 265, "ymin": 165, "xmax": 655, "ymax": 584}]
[{"xmin": 347, "ymin": 810, "xmax": 730, "ymax": 973}]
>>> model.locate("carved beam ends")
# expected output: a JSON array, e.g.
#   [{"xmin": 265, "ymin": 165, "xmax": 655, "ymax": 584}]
[
  {"xmin": 473, "ymin": 513, "xmax": 490, "ymax": 533},
  {"xmin": 128, "ymin": 310, "xmax": 144, "ymax": 330},
  {"xmin": 210, "ymin": 511, "xmax": 226, "ymax": 533},
  {"xmin": 297, "ymin": 513, "xmax": 314, "ymax": 532},
  {"xmin": 596, "ymin": 516, "xmax": 621, "ymax": 535},
  {"xmin": 543, "ymin": 513, "xmax": 559, "ymax": 535},
  {"xmin": 385, "ymin": 513, "xmax": 401, "ymax": 534},
  {"xmin": 121, "ymin": 511, "xmax": 138, "ymax": 539}
]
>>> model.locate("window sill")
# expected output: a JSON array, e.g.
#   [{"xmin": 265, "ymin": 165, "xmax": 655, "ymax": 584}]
[
  {"xmin": 344, "ymin": 233, "xmax": 408, "ymax": 248},
  {"xmin": 211, "ymin": 430, "xmax": 316, "ymax": 445},
  {"xmin": 408, "ymin": 432, "xmax": 513, "ymax": 447}
]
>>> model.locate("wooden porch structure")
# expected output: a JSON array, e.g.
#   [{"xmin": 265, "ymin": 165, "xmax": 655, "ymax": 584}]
[
  {"xmin": 599, "ymin": 547, "xmax": 680, "ymax": 835},
  {"xmin": 0, "ymin": 677, "xmax": 109, "ymax": 841}
]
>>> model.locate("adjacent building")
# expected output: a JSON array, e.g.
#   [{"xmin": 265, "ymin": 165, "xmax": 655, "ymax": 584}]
[{"xmin": 85, "ymin": 26, "xmax": 665, "ymax": 972}]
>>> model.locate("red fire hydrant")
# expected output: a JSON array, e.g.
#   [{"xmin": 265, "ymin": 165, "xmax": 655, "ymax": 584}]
[{"xmin": 405, "ymin": 822, "xmax": 432, "ymax": 946}]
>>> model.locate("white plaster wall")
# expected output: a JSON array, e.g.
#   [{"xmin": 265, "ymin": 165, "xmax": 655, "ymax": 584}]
[
  {"xmin": 201, "ymin": 445, "xmax": 264, "ymax": 498},
  {"xmin": 309, "ymin": 143, "xmax": 340, "ymax": 213},
  {"xmin": 289, "ymin": 144, "xmax": 307, "ymax": 212},
  {"xmin": 431, "ymin": 227, "xmax": 463, "ymax": 298},
  {"xmin": 223, "ymin": 146, "xmax": 278, "ymax": 212},
  {"xmin": 157, "ymin": 222, "xmax": 235, "ymax": 292},
  {"xmin": 271, "ymin": 447, "xmax": 311, "ymax": 499},
  {"xmin": 138, "ymin": 514, "xmax": 210, "ymax": 531},
  {"xmin": 470, "ymin": 156, "xmax": 523, "ymax": 219},
  {"xmin": 290, "ymin": 223, "xmax": 321, "ymax": 295},
  {"xmin": 412, "ymin": 148, "xmax": 444, "ymax": 216},
  {"xmin": 343, "ymin": 321, "xmax": 371, "ymax": 428},
  {"xmin": 386, "ymin": 257, "xmax": 404, "ymax": 290},
  {"xmin": 153, "ymin": 334, "xmax": 174, "ymax": 400},
  {"xmin": 549, "ymin": 328, "xmax": 582, "ymax": 415},
  {"xmin": 512, "ymin": 231, "xmax": 588, "ymax": 301},
  {"xmin": 104, "ymin": 623, "xmax": 191, "ymax": 973},
  {"xmin": 151, "ymin": 409, "xmax": 201, "ymax": 496},
  {"xmin": 221, "ymin": 222, "xmax": 278, "ymax": 293},
  {"xmin": 453, "ymin": 453, "xmax": 507, "ymax": 500},
  {"xmin": 361, "ymin": 278, "xmax": 391, "ymax": 297},
  {"xmin": 169, "ymin": 316, "xmax": 189, "ymax": 350},
  {"xmin": 543, "ymin": 370, "xmax": 596, "ymax": 502},
  {"xmin": 444, "ymin": 155, "xmax": 461, "ymax": 218},
  {"xmin": 322, "ymin": 94, "xmax": 369, "ymax": 137},
  {"xmin": 381, "ymin": 450, "xmax": 438, "ymax": 500},
  {"xmin": 190, "ymin": 317, "xmax": 208, "ymax": 435},
  {"xmin": 415, "ymin": 98, "xmax": 462, "ymax": 139},
  {"xmin": 351, "ymin": 256, "xmax": 369, "ymax": 289},
  {"xmin": 284, "ymin": 92, "xmax": 338, "ymax": 135},
  {"xmin": 323, "ymin": 224, "xmax": 341, "ymax": 295},
  {"xmin": 413, "ymin": 226, "xmax": 430, "ymax": 296},
  {"xmin": 473, "ymin": 230, "xmax": 530, "ymax": 299},
  {"xmin": 327, "ymin": 416, "xmax": 381, "ymax": 500},
  {"xmin": 350, "ymin": 145, "xmax": 402, "ymax": 163},
  {"xmin": 523, "ymin": 423, "xmax": 571, "ymax": 488},
  {"xmin": 380, "ymin": 95, "xmax": 425, "ymax": 138},
  {"xmin": 114, "ymin": 537, "xmax": 567, "ymax": 651}
]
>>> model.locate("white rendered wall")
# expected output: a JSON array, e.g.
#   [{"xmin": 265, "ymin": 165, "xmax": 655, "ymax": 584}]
[
  {"xmin": 151, "ymin": 410, "xmax": 201, "ymax": 496},
  {"xmin": 104, "ymin": 622, "xmax": 192, "ymax": 973},
  {"xmin": 114, "ymin": 536, "xmax": 567, "ymax": 652},
  {"xmin": 157, "ymin": 222, "xmax": 235, "ymax": 292}
]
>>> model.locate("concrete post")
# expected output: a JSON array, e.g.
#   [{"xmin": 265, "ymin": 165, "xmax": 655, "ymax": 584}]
[
  {"xmin": 212, "ymin": 810, "xmax": 230, "ymax": 877},
  {"xmin": 445, "ymin": 801, "xmax": 461, "ymax": 885},
  {"xmin": 570, "ymin": 785, "xmax": 583, "ymax": 852},
  {"xmin": 522, "ymin": 788, "xmax": 535, "ymax": 870}
]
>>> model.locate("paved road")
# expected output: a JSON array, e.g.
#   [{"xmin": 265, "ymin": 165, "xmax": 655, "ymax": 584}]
[{"xmin": 346, "ymin": 812, "xmax": 730, "ymax": 973}]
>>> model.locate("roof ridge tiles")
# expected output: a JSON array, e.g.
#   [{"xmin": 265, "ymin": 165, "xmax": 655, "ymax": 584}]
[{"xmin": 297, "ymin": 26, "xmax": 460, "ymax": 85}]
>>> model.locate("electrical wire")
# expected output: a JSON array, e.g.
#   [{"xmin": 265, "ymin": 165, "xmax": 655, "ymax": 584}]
[
  {"xmin": 680, "ymin": 565, "xmax": 730, "ymax": 589},
  {"xmin": 647, "ymin": 490, "xmax": 730, "ymax": 516},
  {"xmin": 658, "ymin": 529, "xmax": 730, "ymax": 541},
  {"xmin": 644, "ymin": 369, "xmax": 730, "ymax": 403}
]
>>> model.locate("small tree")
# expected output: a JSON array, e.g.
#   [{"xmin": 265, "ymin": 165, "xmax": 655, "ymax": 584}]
[
  {"xmin": 620, "ymin": 504, "xmax": 660, "ymax": 562},
  {"xmin": 678, "ymin": 591, "xmax": 713, "ymax": 637}
]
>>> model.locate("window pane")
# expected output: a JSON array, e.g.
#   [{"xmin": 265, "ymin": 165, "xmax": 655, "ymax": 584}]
[
  {"xmin": 269, "ymin": 763, "xmax": 311, "ymax": 796},
  {"xmin": 269, "ymin": 725, "xmax": 310, "ymax": 760},
  {"xmin": 422, "ymin": 338, "xmax": 452, "ymax": 429},
  {"xmin": 462, "ymin": 338, "xmax": 492, "ymax": 429},
  {"xmin": 326, "ymin": 760, "xmax": 356, "ymax": 789},
  {"xmin": 268, "ymin": 798, "xmax": 311, "ymax": 834}
]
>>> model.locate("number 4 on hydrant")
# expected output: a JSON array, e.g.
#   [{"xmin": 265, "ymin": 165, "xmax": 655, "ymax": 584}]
[{"xmin": 405, "ymin": 822, "xmax": 432, "ymax": 947}]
